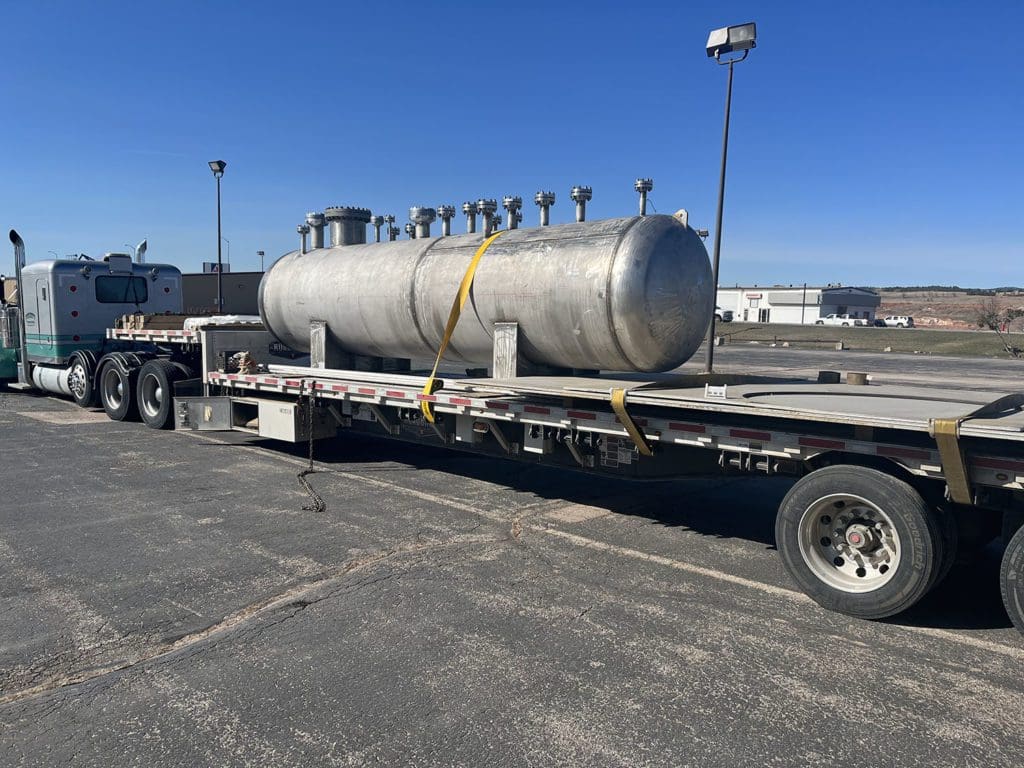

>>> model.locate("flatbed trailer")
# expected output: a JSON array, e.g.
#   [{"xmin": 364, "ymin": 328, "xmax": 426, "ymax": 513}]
[
  {"xmin": 6, "ymin": 218, "xmax": 1024, "ymax": 636},
  {"xmin": 96, "ymin": 324, "xmax": 1024, "ymax": 634}
]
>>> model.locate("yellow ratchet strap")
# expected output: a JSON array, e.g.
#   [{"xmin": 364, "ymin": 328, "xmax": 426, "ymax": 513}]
[
  {"xmin": 931, "ymin": 418, "xmax": 971, "ymax": 505},
  {"xmin": 421, "ymin": 230, "xmax": 506, "ymax": 423},
  {"xmin": 930, "ymin": 393, "xmax": 1024, "ymax": 505},
  {"xmin": 611, "ymin": 387, "xmax": 653, "ymax": 457}
]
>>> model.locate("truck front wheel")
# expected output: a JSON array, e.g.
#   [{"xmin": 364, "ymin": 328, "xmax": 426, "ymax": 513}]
[
  {"xmin": 775, "ymin": 465, "xmax": 941, "ymax": 619},
  {"xmin": 68, "ymin": 351, "xmax": 99, "ymax": 408}
]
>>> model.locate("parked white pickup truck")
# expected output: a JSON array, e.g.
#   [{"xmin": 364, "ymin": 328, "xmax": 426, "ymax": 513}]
[{"xmin": 815, "ymin": 313, "xmax": 868, "ymax": 326}]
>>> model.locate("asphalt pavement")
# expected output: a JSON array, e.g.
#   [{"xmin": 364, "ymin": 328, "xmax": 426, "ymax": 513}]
[{"xmin": 2, "ymin": 349, "xmax": 1023, "ymax": 767}]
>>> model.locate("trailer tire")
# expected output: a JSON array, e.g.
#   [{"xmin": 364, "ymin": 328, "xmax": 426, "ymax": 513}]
[
  {"xmin": 68, "ymin": 351, "xmax": 99, "ymax": 408},
  {"xmin": 776, "ymin": 465, "xmax": 940, "ymax": 620},
  {"xmin": 99, "ymin": 361, "xmax": 139, "ymax": 421},
  {"xmin": 1000, "ymin": 524, "xmax": 1024, "ymax": 635},
  {"xmin": 137, "ymin": 360, "xmax": 181, "ymax": 429}
]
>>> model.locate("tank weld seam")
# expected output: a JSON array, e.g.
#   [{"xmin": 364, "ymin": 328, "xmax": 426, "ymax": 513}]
[
  {"xmin": 407, "ymin": 241, "xmax": 440, "ymax": 356},
  {"xmin": 603, "ymin": 216, "xmax": 645, "ymax": 370}
]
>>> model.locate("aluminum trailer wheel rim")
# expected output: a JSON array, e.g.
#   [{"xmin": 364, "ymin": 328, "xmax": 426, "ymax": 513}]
[
  {"xmin": 797, "ymin": 493, "xmax": 901, "ymax": 593},
  {"xmin": 139, "ymin": 370, "xmax": 164, "ymax": 419},
  {"xmin": 101, "ymin": 366, "xmax": 125, "ymax": 409},
  {"xmin": 68, "ymin": 361, "xmax": 89, "ymax": 400}
]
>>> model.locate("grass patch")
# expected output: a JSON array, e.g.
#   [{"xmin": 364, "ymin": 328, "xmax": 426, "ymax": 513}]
[{"xmin": 715, "ymin": 323, "xmax": 1024, "ymax": 358}]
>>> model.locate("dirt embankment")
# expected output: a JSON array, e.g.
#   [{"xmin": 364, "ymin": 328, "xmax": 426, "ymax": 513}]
[{"xmin": 878, "ymin": 290, "xmax": 1024, "ymax": 330}]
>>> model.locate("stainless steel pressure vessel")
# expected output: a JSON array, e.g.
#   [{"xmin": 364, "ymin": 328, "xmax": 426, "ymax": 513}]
[{"xmin": 258, "ymin": 214, "xmax": 713, "ymax": 372}]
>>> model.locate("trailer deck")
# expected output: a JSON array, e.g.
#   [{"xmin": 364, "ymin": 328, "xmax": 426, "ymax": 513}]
[{"xmin": 203, "ymin": 363, "xmax": 1024, "ymax": 496}]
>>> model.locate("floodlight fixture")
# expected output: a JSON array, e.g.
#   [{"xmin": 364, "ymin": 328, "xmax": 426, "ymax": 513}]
[
  {"xmin": 703, "ymin": 22, "xmax": 757, "ymax": 372},
  {"xmin": 706, "ymin": 22, "xmax": 756, "ymax": 62},
  {"xmin": 208, "ymin": 159, "xmax": 227, "ymax": 310}
]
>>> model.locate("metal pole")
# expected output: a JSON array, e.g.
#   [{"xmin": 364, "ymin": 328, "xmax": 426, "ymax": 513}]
[
  {"xmin": 216, "ymin": 174, "xmax": 223, "ymax": 313},
  {"xmin": 704, "ymin": 59, "xmax": 734, "ymax": 374},
  {"xmin": 801, "ymin": 282, "xmax": 807, "ymax": 324}
]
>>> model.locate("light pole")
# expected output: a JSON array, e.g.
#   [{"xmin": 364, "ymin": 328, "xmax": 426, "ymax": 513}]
[
  {"xmin": 123, "ymin": 243, "xmax": 136, "ymax": 261},
  {"xmin": 208, "ymin": 159, "xmax": 227, "ymax": 312},
  {"xmin": 703, "ymin": 22, "xmax": 756, "ymax": 374},
  {"xmin": 257, "ymin": 250, "xmax": 265, "ymax": 271}
]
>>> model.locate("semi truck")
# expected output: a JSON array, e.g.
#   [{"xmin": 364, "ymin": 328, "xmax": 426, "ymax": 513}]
[{"xmin": 4, "ymin": 203, "xmax": 1024, "ymax": 637}]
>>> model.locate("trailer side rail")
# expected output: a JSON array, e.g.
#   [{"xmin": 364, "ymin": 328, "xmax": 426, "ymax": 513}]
[{"xmin": 206, "ymin": 370, "xmax": 1024, "ymax": 494}]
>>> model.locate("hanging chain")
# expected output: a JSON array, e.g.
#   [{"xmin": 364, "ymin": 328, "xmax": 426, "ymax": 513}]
[{"xmin": 296, "ymin": 385, "xmax": 326, "ymax": 513}]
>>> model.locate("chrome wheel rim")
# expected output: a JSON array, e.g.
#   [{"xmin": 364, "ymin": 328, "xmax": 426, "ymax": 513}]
[
  {"xmin": 797, "ymin": 493, "xmax": 901, "ymax": 593},
  {"xmin": 102, "ymin": 367, "xmax": 124, "ymax": 409},
  {"xmin": 68, "ymin": 362, "xmax": 88, "ymax": 400},
  {"xmin": 140, "ymin": 372, "xmax": 162, "ymax": 419}
]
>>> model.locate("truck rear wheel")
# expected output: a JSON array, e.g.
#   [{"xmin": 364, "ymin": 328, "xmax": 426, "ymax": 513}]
[
  {"xmin": 137, "ymin": 360, "xmax": 184, "ymax": 429},
  {"xmin": 1000, "ymin": 523, "xmax": 1024, "ymax": 635},
  {"xmin": 776, "ymin": 465, "xmax": 940, "ymax": 619},
  {"xmin": 99, "ymin": 362, "xmax": 139, "ymax": 421}
]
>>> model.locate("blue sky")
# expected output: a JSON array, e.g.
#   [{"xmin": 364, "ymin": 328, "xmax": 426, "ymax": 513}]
[{"xmin": 1, "ymin": 1, "xmax": 1021, "ymax": 286}]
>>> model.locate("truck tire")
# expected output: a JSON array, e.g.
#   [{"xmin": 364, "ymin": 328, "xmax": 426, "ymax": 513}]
[
  {"xmin": 815, "ymin": 320, "xmax": 824, "ymax": 325},
  {"xmin": 137, "ymin": 360, "xmax": 182, "ymax": 429},
  {"xmin": 99, "ymin": 361, "xmax": 140, "ymax": 421},
  {"xmin": 775, "ymin": 465, "xmax": 940, "ymax": 619},
  {"xmin": 1000, "ymin": 523, "xmax": 1024, "ymax": 635},
  {"xmin": 68, "ymin": 351, "xmax": 99, "ymax": 408}
]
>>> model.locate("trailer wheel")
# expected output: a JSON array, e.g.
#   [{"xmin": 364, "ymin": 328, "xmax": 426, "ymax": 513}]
[
  {"xmin": 137, "ymin": 360, "xmax": 181, "ymax": 429},
  {"xmin": 99, "ymin": 362, "xmax": 139, "ymax": 421},
  {"xmin": 776, "ymin": 465, "xmax": 940, "ymax": 619},
  {"xmin": 1000, "ymin": 524, "xmax": 1024, "ymax": 635},
  {"xmin": 67, "ymin": 351, "xmax": 98, "ymax": 408}
]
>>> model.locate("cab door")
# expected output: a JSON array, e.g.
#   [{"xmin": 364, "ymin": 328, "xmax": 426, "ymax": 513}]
[{"xmin": 31, "ymin": 278, "xmax": 55, "ymax": 361}]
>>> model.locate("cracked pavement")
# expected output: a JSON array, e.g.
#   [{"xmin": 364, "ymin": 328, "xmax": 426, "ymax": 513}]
[{"xmin": 2, "ymin": 357, "xmax": 1024, "ymax": 766}]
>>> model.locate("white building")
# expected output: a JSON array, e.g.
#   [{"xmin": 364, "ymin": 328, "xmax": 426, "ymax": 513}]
[{"xmin": 717, "ymin": 285, "xmax": 880, "ymax": 324}]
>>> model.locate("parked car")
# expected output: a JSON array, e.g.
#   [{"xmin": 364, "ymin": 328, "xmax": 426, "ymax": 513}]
[
  {"xmin": 872, "ymin": 319, "xmax": 887, "ymax": 327},
  {"xmin": 883, "ymin": 315, "xmax": 914, "ymax": 328},
  {"xmin": 714, "ymin": 306, "xmax": 733, "ymax": 322},
  {"xmin": 815, "ymin": 313, "xmax": 868, "ymax": 327}
]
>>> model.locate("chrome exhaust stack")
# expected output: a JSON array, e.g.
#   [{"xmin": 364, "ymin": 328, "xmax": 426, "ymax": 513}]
[{"xmin": 9, "ymin": 229, "xmax": 30, "ymax": 385}]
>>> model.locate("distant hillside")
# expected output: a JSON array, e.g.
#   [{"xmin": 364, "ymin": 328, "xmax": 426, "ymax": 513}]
[
  {"xmin": 871, "ymin": 285, "xmax": 1024, "ymax": 295},
  {"xmin": 878, "ymin": 289, "xmax": 1024, "ymax": 330}
]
